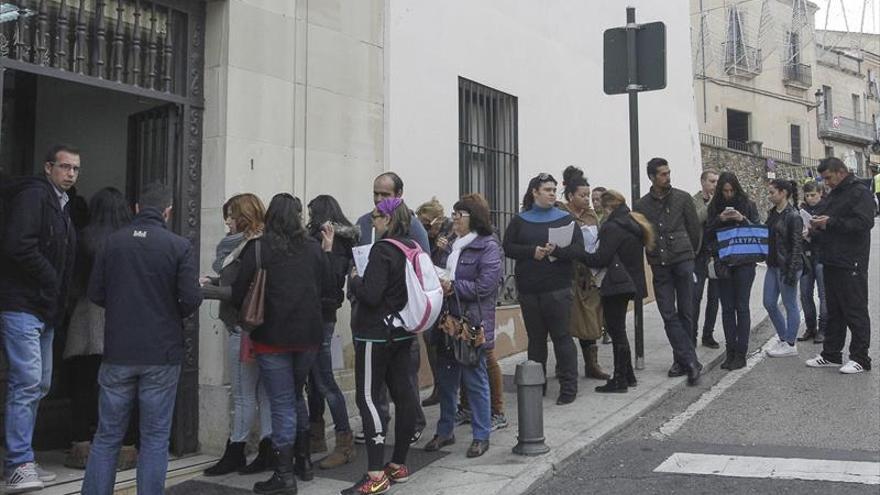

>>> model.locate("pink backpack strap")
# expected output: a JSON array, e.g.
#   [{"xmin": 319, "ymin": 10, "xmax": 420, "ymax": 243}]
[{"xmin": 380, "ymin": 239, "xmax": 425, "ymax": 279}]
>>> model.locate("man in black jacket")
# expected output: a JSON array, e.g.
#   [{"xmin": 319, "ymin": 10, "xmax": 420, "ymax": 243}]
[
  {"xmin": 634, "ymin": 158, "xmax": 703, "ymax": 386},
  {"xmin": 806, "ymin": 158, "xmax": 875, "ymax": 374},
  {"xmin": 0, "ymin": 144, "xmax": 79, "ymax": 492},
  {"xmin": 82, "ymin": 183, "xmax": 202, "ymax": 494}
]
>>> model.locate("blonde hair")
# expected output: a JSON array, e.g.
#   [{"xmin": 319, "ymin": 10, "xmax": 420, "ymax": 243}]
[
  {"xmin": 600, "ymin": 190, "xmax": 656, "ymax": 252},
  {"xmin": 416, "ymin": 197, "xmax": 445, "ymax": 220},
  {"xmin": 227, "ymin": 193, "xmax": 266, "ymax": 237}
]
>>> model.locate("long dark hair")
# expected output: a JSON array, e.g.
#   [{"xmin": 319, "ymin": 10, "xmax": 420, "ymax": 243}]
[
  {"xmin": 307, "ymin": 194, "xmax": 352, "ymax": 236},
  {"xmin": 562, "ymin": 166, "xmax": 590, "ymax": 201},
  {"xmin": 769, "ymin": 179, "xmax": 799, "ymax": 208},
  {"xmin": 265, "ymin": 193, "xmax": 307, "ymax": 255},
  {"xmin": 81, "ymin": 187, "xmax": 132, "ymax": 257},
  {"xmin": 707, "ymin": 172, "xmax": 749, "ymax": 215},
  {"xmin": 521, "ymin": 173, "xmax": 557, "ymax": 212}
]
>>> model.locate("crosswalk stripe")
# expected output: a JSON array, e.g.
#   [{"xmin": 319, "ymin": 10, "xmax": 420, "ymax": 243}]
[{"xmin": 654, "ymin": 452, "xmax": 880, "ymax": 485}]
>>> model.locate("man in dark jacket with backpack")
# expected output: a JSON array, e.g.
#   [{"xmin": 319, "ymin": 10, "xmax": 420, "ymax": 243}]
[
  {"xmin": 82, "ymin": 182, "xmax": 202, "ymax": 495},
  {"xmin": 0, "ymin": 144, "xmax": 80, "ymax": 492}
]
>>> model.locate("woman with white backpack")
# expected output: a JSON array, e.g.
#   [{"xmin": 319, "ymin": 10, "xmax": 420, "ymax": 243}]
[{"xmin": 346, "ymin": 197, "xmax": 425, "ymax": 495}]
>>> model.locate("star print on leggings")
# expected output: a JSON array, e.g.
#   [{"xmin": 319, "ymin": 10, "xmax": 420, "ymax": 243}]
[{"xmin": 372, "ymin": 434, "xmax": 386, "ymax": 445}]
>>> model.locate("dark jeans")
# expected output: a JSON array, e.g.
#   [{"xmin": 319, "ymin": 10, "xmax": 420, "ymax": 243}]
[
  {"xmin": 409, "ymin": 336, "xmax": 426, "ymax": 431},
  {"xmin": 821, "ymin": 267, "xmax": 872, "ymax": 369},
  {"xmin": 307, "ymin": 323, "xmax": 351, "ymax": 432},
  {"xmin": 82, "ymin": 364, "xmax": 180, "ymax": 495},
  {"xmin": 651, "ymin": 260, "xmax": 699, "ymax": 366},
  {"xmin": 354, "ymin": 338, "xmax": 417, "ymax": 471},
  {"xmin": 693, "ymin": 255, "xmax": 719, "ymax": 341},
  {"xmin": 519, "ymin": 288, "xmax": 578, "ymax": 398},
  {"xmin": 257, "ymin": 351, "xmax": 316, "ymax": 450},
  {"xmin": 717, "ymin": 264, "xmax": 756, "ymax": 354},
  {"xmin": 799, "ymin": 256, "xmax": 827, "ymax": 333},
  {"xmin": 602, "ymin": 293, "xmax": 634, "ymax": 380}
]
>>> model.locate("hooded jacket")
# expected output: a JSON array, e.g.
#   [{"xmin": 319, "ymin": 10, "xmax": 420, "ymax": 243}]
[
  {"xmin": 580, "ymin": 205, "xmax": 648, "ymax": 299},
  {"xmin": 814, "ymin": 174, "xmax": 875, "ymax": 272}
]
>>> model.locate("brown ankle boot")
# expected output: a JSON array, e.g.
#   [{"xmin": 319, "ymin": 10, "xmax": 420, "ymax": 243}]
[
  {"xmin": 318, "ymin": 431, "xmax": 355, "ymax": 469},
  {"xmin": 310, "ymin": 420, "xmax": 327, "ymax": 454},
  {"xmin": 585, "ymin": 344, "xmax": 610, "ymax": 380}
]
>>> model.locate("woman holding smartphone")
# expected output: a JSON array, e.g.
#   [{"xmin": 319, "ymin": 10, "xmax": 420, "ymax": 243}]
[{"xmin": 705, "ymin": 172, "xmax": 760, "ymax": 371}]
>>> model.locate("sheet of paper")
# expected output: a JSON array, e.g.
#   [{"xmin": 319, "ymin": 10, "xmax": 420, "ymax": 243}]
[
  {"xmin": 582, "ymin": 225, "xmax": 599, "ymax": 254},
  {"xmin": 548, "ymin": 221, "xmax": 575, "ymax": 248},
  {"xmin": 799, "ymin": 209, "xmax": 812, "ymax": 237},
  {"xmin": 352, "ymin": 245, "xmax": 372, "ymax": 276}
]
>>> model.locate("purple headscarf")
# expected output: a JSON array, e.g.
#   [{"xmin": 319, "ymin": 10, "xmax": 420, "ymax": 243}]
[{"xmin": 376, "ymin": 197, "xmax": 403, "ymax": 217}]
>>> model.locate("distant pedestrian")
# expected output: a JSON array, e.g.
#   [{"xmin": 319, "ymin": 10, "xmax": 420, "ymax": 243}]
[
  {"xmin": 692, "ymin": 169, "xmax": 721, "ymax": 349},
  {"xmin": 82, "ymin": 182, "xmax": 202, "ymax": 495},
  {"xmin": 705, "ymin": 172, "xmax": 760, "ymax": 371},
  {"xmin": 797, "ymin": 182, "xmax": 827, "ymax": 343},
  {"xmin": 591, "ymin": 186, "xmax": 607, "ymax": 224},
  {"xmin": 806, "ymin": 158, "xmax": 875, "ymax": 374},
  {"xmin": 425, "ymin": 193, "xmax": 502, "ymax": 458},
  {"xmin": 201, "ymin": 194, "xmax": 274, "ymax": 477},
  {"xmin": 503, "ymin": 173, "xmax": 584, "ymax": 405},
  {"xmin": 580, "ymin": 190, "xmax": 654, "ymax": 393},
  {"xmin": 344, "ymin": 198, "xmax": 422, "ymax": 495},
  {"xmin": 1, "ymin": 144, "xmax": 80, "ymax": 493},
  {"xmin": 763, "ymin": 180, "xmax": 804, "ymax": 358},
  {"xmin": 558, "ymin": 166, "xmax": 608, "ymax": 380},
  {"xmin": 633, "ymin": 158, "xmax": 702, "ymax": 386}
]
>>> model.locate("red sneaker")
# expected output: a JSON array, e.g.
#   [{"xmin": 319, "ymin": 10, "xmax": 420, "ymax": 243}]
[
  {"xmin": 341, "ymin": 473, "xmax": 390, "ymax": 495},
  {"xmin": 383, "ymin": 463, "xmax": 410, "ymax": 483}
]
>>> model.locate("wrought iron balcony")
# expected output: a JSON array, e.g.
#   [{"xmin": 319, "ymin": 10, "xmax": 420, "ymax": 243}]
[
  {"xmin": 722, "ymin": 42, "xmax": 762, "ymax": 78},
  {"xmin": 783, "ymin": 63, "xmax": 812, "ymax": 88},
  {"xmin": 817, "ymin": 112, "xmax": 877, "ymax": 145}
]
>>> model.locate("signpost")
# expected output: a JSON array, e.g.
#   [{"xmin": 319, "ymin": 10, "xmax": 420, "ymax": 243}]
[{"xmin": 603, "ymin": 7, "xmax": 666, "ymax": 370}]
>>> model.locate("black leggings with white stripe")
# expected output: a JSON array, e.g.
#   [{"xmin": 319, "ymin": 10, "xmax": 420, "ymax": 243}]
[{"xmin": 354, "ymin": 338, "xmax": 418, "ymax": 471}]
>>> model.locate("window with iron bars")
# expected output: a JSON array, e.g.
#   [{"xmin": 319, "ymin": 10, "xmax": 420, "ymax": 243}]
[{"xmin": 458, "ymin": 77, "xmax": 519, "ymax": 305}]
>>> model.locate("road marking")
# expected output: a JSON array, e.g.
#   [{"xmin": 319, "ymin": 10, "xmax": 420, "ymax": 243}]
[
  {"xmin": 654, "ymin": 452, "xmax": 880, "ymax": 485},
  {"xmin": 652, "ymin": 336, "xmax": 777, "ymax": 441}
]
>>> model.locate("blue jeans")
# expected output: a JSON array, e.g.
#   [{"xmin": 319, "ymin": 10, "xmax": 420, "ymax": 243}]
[
  {"xmin": 763, "ymin": 267, "xmax": 802, "ymax": 344},
  {"xmin": 1, "ymin": 311, "xmax": 54, "ymax": 473},
  {"xmin": 717, "ymin": 264, "xmax": 756, "ymax": 354},
  {"xmin": 228, "ymin": 330, "xmax": 272, "ymax": 442},
  {"xmin": 257, "ymin": 351, "xmax": 316, "ymax": 449},
  {"xmin": 436, "ymin": 352, "xmax": 490, "ymax": 441},
  {"xmin": 799, "ymin": 257, "xmax": 827, "ymax": 333},
  {"xmin": 307, "ymin": 323, "xmax": 351, "ymax": 432},
  {"xmin": 82, "ymin": 364, "xmax": 181, "ymax": 495}
]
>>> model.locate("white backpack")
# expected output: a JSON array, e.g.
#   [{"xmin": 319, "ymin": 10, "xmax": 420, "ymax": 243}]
[{"xmin": 381, "ymin": 239, "xmax": 443, "ymax": 334}]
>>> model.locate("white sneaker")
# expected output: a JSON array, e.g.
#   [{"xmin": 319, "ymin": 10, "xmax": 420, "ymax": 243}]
[
  {"xmin": 805, "ymin": 355, "xmax": 841, "ymax": 368},
  {"xmin": 765, "ymin": 341, "xmax": 785, "ymax": 356},
  {"xmin": 839, "ymin": 360, "xmax": 868, "ymax": 374},
  {"xmin": 4, "ymin": 462, "xmax": 44, "ymax": 493},
  {"xmin": 34, "ymin": 463, "xmax": 56, "ymax": 482},
  {"xmin": 767, "ymin": 342, "xmax": 798, "ymax": 358}
]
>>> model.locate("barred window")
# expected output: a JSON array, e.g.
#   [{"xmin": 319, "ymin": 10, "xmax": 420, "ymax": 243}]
[{"xmin": 458, "ymin": 77, "xmax": 518, "ymax": 304}]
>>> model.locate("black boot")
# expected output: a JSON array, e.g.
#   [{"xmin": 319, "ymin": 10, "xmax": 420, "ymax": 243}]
[
  {"xmin": 797, "ymin": 328, "xmax": 817, "ymax": 342},
  {"xmin": 240, "ymin": 437, "xmax": 277, "ymax": 475},
  {"xmin": 595, "ymin": 376, "xmax": 628, "ymax": 393},
  {"xmin": 620, "ymin": 344, "xmax": 637, "ymax": 387},
  {"xmin": 293, "ymin": 432, "xmax": 313, "ymax": 482},
  {"xmin": 253, "ymin": 446, "xmax": 296, "ymax": 495},
  {"xmin": 204, "ymin": 440, "xmax": 246, "ymax": 477},
  {"xmin": 720, "ymin": 348, "xmax": 735, "ymax": 370},
  {"xmin": 728, "ymin": 351, "xmax": 747, "ymax": 370}
]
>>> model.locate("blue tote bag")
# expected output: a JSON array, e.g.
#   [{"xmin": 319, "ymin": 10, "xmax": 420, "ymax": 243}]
[{"xmin": 715, "ymin": 225, "xmax": 769, "ymax": 266}]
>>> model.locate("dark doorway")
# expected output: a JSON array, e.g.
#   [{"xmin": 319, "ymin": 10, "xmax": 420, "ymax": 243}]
[{"xmin": 727, "ymin": 109, "xmax": 750, "ymax": 149}]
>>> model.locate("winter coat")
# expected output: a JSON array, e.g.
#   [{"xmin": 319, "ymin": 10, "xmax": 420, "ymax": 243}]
[
  {"xmin": 349, "ymin": 237, "xmax": 414, "ymax": 342},
  {"xmin": 434, "ymin": 234, "xmax": 504, "ymax": 349},
  {"xmin": 765, "ymin": 204, "xmax": 804, "ymax": 286},
  {"xmin": 634, "ymin": 187, "xmax": 701, "ymax": 267},
  {"xmin": 580, "ymin": 205, "xmax": 648, "ymax": 299},
  {"xmin": 201, "ymin": 233, "xmax": 249, "ymax": 330},
  {"xmin": 558, "ymin": 202, "xmax": 603, "ymax": 341},
  {"xmin": 814, "ymin": 175, "xmax": 875, "ymax": 273},
  {"xmin": 0, "ymin": 176, "xmax": 76, "ymax": 327},
  {"xmin": 231, "ymin": 236, "xmax": 334, "ymax": 349},
  {"xmin": 88, "ymin": 208, "xmax": 202, "ymax": 365}
]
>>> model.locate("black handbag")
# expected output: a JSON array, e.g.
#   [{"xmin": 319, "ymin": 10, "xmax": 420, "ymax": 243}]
[{"xmin": 436, "ymin": 286, "xmax": 486, "ymax": 367}]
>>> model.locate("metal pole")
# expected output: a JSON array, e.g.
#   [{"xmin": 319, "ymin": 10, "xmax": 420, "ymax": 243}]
[
  {"xmin": 699, "ymin": 0, "xmax": 707, "ymax": 123},
  {"xmin": 625, "ymin": 6, "xmax": 645, "ymax": 370}
]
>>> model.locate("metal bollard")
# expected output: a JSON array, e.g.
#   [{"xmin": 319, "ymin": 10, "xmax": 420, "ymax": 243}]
[{"xmin": 512, "ymin": 360, "xmax": 550, "ymax": 456}]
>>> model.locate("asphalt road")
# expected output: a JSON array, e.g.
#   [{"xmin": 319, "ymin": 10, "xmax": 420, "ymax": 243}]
[{"xmin": 528, "ymin": 218, "xmax": 880, "ymax": 495}]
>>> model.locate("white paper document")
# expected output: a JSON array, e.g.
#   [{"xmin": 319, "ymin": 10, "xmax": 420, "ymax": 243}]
[
  {"xmin": 582, "ymin": 225, "xmax": 599, "ymax": 254},
  {"xmin": 352, "ymin": 245, "xmax": 372, "ymax": 276},
  {"xmin": 799, "ymin": 209, "xmax": 812, "ymax": 237},
  {"xmin": 548, "ymin": 221, "xmax": 575, "ymax": 248}
]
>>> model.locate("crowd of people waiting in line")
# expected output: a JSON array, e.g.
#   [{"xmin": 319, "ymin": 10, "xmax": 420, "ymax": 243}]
[{"xmin": 0, "ymin": 144, "xmax": 874, "ymax": 495}]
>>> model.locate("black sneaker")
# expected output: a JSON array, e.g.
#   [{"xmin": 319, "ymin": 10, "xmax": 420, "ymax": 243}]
[{"xmin": 701, "ymin": 336, "xmax": 720, "ymax": 349}]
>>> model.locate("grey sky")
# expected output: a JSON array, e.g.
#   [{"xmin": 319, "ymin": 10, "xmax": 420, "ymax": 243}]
[{"xmin": 815, "ymin": 0, "xmax": 879, "ymax": 34}]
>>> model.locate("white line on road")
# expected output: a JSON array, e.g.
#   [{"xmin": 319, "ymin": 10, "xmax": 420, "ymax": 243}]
[
  {"xmin": 654, "ymin": 452, "xmax": 880, "ymax": 485},
  {"xmin": 651, "ymin": 335, "xmax": 777, "ymax": 441}
]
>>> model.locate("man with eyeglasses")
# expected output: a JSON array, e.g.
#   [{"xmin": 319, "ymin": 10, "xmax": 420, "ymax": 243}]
[{"xmin": 0, "ymin": 144, "xmax": 80, "ymax": 492}]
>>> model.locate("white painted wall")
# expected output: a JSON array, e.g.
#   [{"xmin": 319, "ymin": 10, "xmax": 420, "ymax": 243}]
[{"xmin": 386, "ymin": 0, "xmax": 703, "ymax": 212}]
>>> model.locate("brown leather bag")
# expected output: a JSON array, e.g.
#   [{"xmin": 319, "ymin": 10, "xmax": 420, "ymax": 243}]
[{"xmin": 240, "ymin": 240, "xmax": 266, "ymax": 332}]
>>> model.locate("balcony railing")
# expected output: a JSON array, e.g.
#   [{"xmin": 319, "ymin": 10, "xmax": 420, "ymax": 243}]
[
  {"xmin": 722, "ymin": 42, "xmax": 762, "ymax": 77},
  {"xmin": 817, "ymin": 112, "xmax": 877, "ymax": 144},
  {"xmin": 783, "ymin": 63, "xmax": 812, "ymax": 88},
  {"xmin": 699, "ymin": 132, "xmax": 820, "ymax": 169},
  {"xmin": 817, "ymin": 48, "xmax": 863, "ymax": 74}
]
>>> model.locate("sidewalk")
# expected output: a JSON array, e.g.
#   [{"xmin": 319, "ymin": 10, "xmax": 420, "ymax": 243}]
[{"xmin": 178, "ymin": 265, "xmax": 770, "ymax": 495}]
